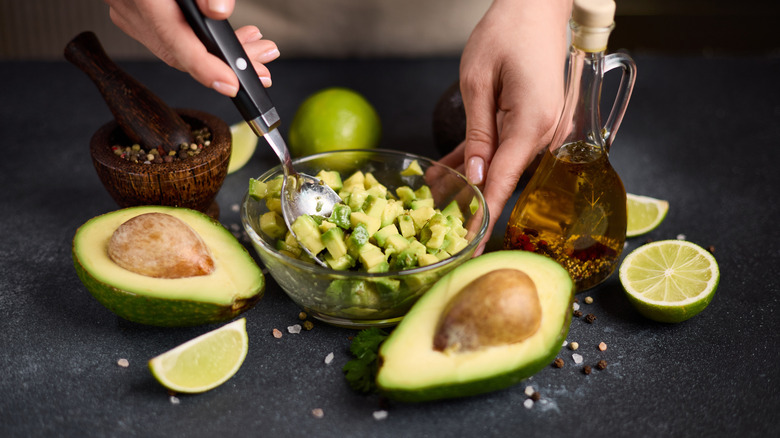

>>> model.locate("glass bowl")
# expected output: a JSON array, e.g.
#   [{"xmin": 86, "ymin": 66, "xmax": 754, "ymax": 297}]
[{"xmin": 241, "ymin": 149, "xmax": 488, "ymax": 328}]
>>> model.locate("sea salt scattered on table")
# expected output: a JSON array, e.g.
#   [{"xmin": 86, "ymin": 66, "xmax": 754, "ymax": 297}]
[
  {"xmin": 524, "ymin": 385, "xmax": 535, "ymax": 396},
  {"xmin": 573, "ymin": 302, "xmax": 580, "ymax": 311},
  {"xmin": 169, "ymin": 396, "xmax": 180, "ymax": 405},
  {"xmin": 117, "ymin": 358, "xmax": 129, "ymax": 368},
  {"xmin": 324, "ymin": 352, "xmax": 334, "ymax": 365},
  {"xmin": 677, "ymin": 234, "xmax": 686, "ymax": 240},
  {"xmin": 287, "ymin": 324, "xmax": 302, "ymax": 334},
  {"xmin": 572, "ymin": 353, "xmax": 584, "ymax": 364},
  {"xmin": 523, "ymin": 399, "xmax": 534, "ymax": 409},
  {"xmin": 231, "ymin": 204, "xmax": 240, "ymax": 212},
  {"xmin": 311, "ymin": 408, "xmax": 324, "ymax": 418},
  {"xmin": 373, "ymin": 410, "xmax": 389, "ymax": 420}
]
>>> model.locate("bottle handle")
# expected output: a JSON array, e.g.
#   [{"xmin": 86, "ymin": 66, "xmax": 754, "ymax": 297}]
[{"xmin": 602, "ymin": 52, "xmax": 637, "ymax": 150}]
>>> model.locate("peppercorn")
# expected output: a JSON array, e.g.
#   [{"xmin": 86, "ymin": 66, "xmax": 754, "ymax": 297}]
[
  {"xmin": 584, "ymin": 313, "xmax": 596, "ymax": 324},
  {"xmin": 596, "ymin": 360, "xmax": 608, "ymax": 370},
  {"xmin": 552, "ymin": 358, "xmax": 565, "ymax": 368},
  {"xmin": 531, "ymin": 392, "xmax": 541, "ymax": 402},
  {"xmin": 573, "ymin": 310, "xmax": 583, "ymax": 318},
  {"xmin": 569, "ymin": 341, "xmax": 579, "ymax": 351},
  {"xmin": 303, "ymin": 320, "xmax": 314, "ymax": 331},
  {"xmin": 583, "ymin": 365, "xmax": 592, "ymax": 375},
  {"xmin": 584, "ymin": 296, "xmax": 593, "ymax": 304}
]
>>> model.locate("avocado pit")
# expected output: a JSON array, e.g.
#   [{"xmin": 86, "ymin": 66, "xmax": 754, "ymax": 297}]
[
  {"xmin": 108, "ymin": 212, "xmax": 215, "ymax": 278},
  {"xmin": 433, "ymin": 268, "xmax": 542, "ymax": 353}
]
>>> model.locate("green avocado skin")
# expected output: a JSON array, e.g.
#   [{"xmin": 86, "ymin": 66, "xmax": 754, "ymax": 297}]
[
  {"xmin": 73, "ymin": 254, "xmax": 263, "ymax": 327},
  {"xmin": 378, "ymin": 313, "xmax": 571, "ymax": 403}
]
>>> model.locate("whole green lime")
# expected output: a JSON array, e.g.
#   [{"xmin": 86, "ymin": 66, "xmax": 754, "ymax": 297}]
[{"xmin": 288, "ymin": 87, "xmax": 381, "ymax": 158}]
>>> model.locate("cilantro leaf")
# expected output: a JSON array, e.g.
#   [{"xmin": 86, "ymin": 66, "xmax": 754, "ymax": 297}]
[{"xmin": 343, "ymin": 328, "xmax": 389, "ymax": 393}]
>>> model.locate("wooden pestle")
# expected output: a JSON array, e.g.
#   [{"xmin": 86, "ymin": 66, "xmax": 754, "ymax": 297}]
[{"xmin": 64, "ymin": 31, "xmax": 193, "ymax": 154}]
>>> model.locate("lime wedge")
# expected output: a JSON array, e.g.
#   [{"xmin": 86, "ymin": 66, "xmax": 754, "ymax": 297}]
[
  {"xmin": 149, "ymin": 318, "xmax": 248, "ymax": 393},
  {"xmin": 626, "ymin": 193, "xmax": 669, "ymax": 237},
  {"xmin": 619, "ymin": 240, "xmax": 719, "ymax": 323},
  {"xmin": 228, "ymin": 122, "xmax": 258, "ymax": 174}
]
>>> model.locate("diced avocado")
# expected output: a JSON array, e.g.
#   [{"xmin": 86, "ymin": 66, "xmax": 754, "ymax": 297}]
[
  {"xmin": 265, "ymin": 197, "xmax": 283, "ymax": 215},
  {"xmin": 469, "ymin": 196, "xmax": 479, "ymax": 214},
  {"xmin": 414, "ymin": 185, "xmax": 432, "ymax": 200},
  {"xmin": 290, "ymin": 215, "xmax": 325, "ymax": 255},
  {"xmin": 441, "ymin": 200, "xmax": 464, "ymax": 222},
  {"xmin": 331, "ymin": 204, "xmax": 352, "ymax": 229},
  {"xmin": 364, "ymin": 172, "xmax": 387, "ymax": 192},
  {"xmin": 396, "ymin": 186, "xmax": 416, "ymax": 208},
  {"xmin": 259, "ymin": 211, "xmax": 286, "ymax": 239},
  {"xmin": 281, "ymin": 231, "xmax": 302, "ymax": 256},
  {"xmin": 380, "ymin": 200, "xmax": 405, "ymax": 228},
  {"xmin": 326, "ymin": 279, "xmax": 380, "ymax": 308},
  {"xmin": 265, "ymin": 176, "xmax": 284, "ymax": 197},
  {"xmin": 435, "ymin": 250, "xmax": 452, "ymax": 261},
  {"xmin": 350, "ymin": 211, "xmax": 381, "ymax": 237},
  {"xmin": 346, "ymin": 223, "xmax": 370, "ymax": 259},
  {"xmin": 342, "ymin": 171, "xmax": 365, "ymax": 191},
  {"xmin": 397, "ymin": 214, "xmax": 416, "ymax": 238},
  {"xmin": 385, "ymin": 234, "xmax": 410, "ymax": 254},
  {"xmin": 315, "ymin": 170, "xmax": 343, "ymax": 191},
  {"xmin": 411, "ymin": 198, "xmax": 435, "ymax": 209},
  {"xmin": 423, "ymin": 223, "xmax": 448, "ymax": 251},
  {"xmin": 324, "ymin": 253, "xmax": 355, "ymax": 270},
  {"xmin": 275, "ymin": 238, "xmax": 302, "ymax": 257},
  {"xmin": 322, "ymin": 227, "xmax": 348, "ymax": 259},
  {"xmin": 376, "ymin": 251, "xmax": 574, "ymax": 402},
  {"xmin": 409, "ymin": 206, "xmax": 436, "ymax": 231},
  {"xmin": 374, "ymin": 224, "xmax": 400, "ymax": 248},
  {"xmin": 400, "ymin": 159, "xmax": 424, "ymax": 176},
  {"xmin": 362, "ymin": 195, "xmax": 388, "ymax": 219},
  {"xmin": 319, "ymin": 220, "xmax": 337, "ymax": 233},
  {"xmin": 248, "ymin": 178, "xmax": 267, "ymax": 200},
  {"xmin": 443, "ymin": 230, "xmax": 469, "ymax": 255},
  {"xmin": 358, "ymin": 243, "xmax": 386, "ymax": 271},
  {"xmin": 366, "ymin": 184, "xmax": 388, "ymax": 199},
  {"xmin": 367, "ymin": 260, "xmax": 390, "ymax": 273},
  {"xmin": 418, "ymin": 253, "xmax": 440, "ymax": 267},
  {"xmin": 347, "ymin": 190, "xmax": 369, "ymax": 212},
  {"xmin": 391, "ymin": 247, "xmax": 418, "ymax": 270}
]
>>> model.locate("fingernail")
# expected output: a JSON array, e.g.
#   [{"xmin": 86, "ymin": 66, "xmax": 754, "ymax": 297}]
[
  {"xmin": 212, "ymin": 81, "xmax": 238, "ymax": 97},
  {"xmin": 261, "ymin": 47, "xmax": 280, "ymax": 61},
  {"xmin": 467, "ymin": 156, "xmax": 485, "ymax": 185},
  {"xmin": 208, "ymin": 0, "xmax": 230, "ymax": 14},
  {"xmin": 259, "ymin": 76, "xmax": 272, "ymax": 87}
]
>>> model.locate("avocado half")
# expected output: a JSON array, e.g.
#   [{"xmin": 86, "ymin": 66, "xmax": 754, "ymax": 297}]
[
  {"xmin": 72, "ymin": 206, "xmax": 265, "ymax": 327},
  {"xmin": 376, "ymin": 251, "xmax": 573, "ymax": 402}
]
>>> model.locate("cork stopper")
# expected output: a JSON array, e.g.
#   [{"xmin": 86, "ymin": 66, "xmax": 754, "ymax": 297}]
[{"xmin": 571, "ymin": 0, "xmax": 616, "ymax": 52}]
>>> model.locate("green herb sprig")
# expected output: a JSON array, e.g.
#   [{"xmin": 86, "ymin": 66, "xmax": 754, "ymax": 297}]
[{"xmin": 343, "ymin": 328, "xmax": 389, "ymax": 393}]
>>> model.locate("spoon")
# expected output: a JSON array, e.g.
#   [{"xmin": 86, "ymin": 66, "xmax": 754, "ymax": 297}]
[{"xmin": 176, "ymin": 0, "xmax": 341, "ymax": 266}]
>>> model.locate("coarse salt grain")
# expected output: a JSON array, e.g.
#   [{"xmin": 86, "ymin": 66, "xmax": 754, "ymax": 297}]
[
  {"xmin": 373, "ymin": 410, "xmax": 389, "ymax": 420},
  {"xmin": 524, "ymin": 386, "xmax": 535, "ymax": 396},
  {"xmin": 598, "ymin": 342, "xmax": 607, "ymax": 351},
  {"xmin": 573, "ymin": 302, "xmax": 580, "ymax": 311},
  {"xmin": 677, "ymin": 234, "xmax": 686, "ymax": 240},
  {"xmin": 231, "ymin": 204, "xmax": 240, "ymax": 212},
  {"xmin": 572, "ymin": 353, "xmax": 583, "ymax": 364},
  {"xmin": 117, "ymin": 358, "xmax": 129, "ymax": 368},
  {"xmin": 523, "ymin": 399, "xmax": 534, "ymax": 409},
  {"xmin": 325, "ymin": 352, "xmax": 334, "ymax": 365},
  {"xmin": 288, "ymin": 324, "xmax": 302, "ymax": 334},
  {"xmin": 312, "ymin": 408, "xmax": 324, "ymax": 418},
  {"xmin": 272, "ymin": 328, "xmax": 283, "ymax": 338},
  {"xmin": 169, "ymin": 396, "xmax": 180, "ymax": 405},
  {"xmin": 562, "ymin": 340, "xmax": 568, "ymax": 347}
]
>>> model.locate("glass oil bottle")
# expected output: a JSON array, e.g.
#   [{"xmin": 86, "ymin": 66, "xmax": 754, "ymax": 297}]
[{"xmin": 504, "ymin": 0, "xmax": 636, "ymax": 291}]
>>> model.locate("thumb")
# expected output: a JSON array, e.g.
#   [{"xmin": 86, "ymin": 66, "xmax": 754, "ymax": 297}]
[{"xmin": 195, "ymin": 0, "xmax": 236, "ymax": 20}]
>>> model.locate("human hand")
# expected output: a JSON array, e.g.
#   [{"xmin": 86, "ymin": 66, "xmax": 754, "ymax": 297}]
[
  {"xmin": 106, "ymin": 0, "xmax": 280, "ymax": 97},
  {"xmin": 439, "ymin": 0, "xmax": 571, "ymax": 254}
]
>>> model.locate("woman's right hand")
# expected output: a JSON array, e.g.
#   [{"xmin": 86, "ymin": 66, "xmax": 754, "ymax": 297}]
[{"xmin": 105, "ymin": 0, "xmax": 280, "ymax": 97}]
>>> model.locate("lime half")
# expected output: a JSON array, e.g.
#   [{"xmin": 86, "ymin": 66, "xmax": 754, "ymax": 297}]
[
  {"xmin": 228, "ymin": 122, "xmax": 258, "ymax": 174},
  {"xmin": 619, "ymin": 240, "xmax": 719, "ymax": 323},
  {"xmin": 626, "ymin": 193, "xmax": 669, "ymax": 237},
  {"xmin": 149, "ymin": 318, "xmax": 248, "ymax": 393}
]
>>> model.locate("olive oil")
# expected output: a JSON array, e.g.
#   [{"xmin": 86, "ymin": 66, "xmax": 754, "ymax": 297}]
[{"xmin": 504, "ymin": 140, "xmax": 626, "ymax": 290}]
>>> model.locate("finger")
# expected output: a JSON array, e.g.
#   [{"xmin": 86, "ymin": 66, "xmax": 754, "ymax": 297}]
[
  {"xmin": 459, "ymin": 74, "xmax": 498, "ymax": 188},
  {"xmin": 196, "ymin": 0, "xmax": 236, "ymax": 20}
]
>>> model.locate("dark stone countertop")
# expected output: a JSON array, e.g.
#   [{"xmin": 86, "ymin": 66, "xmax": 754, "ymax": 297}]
[{"xmin": 1, "ymin": 54, "xmax": 778, "ymax": 437}]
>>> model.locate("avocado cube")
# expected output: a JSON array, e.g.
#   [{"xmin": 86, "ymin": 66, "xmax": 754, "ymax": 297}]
[
  {"xmin": 315, "ymin": 169, "xmax": 343, "ymax": 191},
  {"xmin": 397, "ymin": 214, "xmax": 416, "ymax": 238},
  {"xmin": 409, "ymin": 206, "xmax": 436, "ymax": 231},
  {"xmin": 374, "ymin": 224, "xmax": 400, "ymax": 248},
  {"xmin": 331, "ymin": 204, "xmax": 352, "ymax": 229},
  {"xmin": 358, "ymin": 243, "xmax": 387, "ymax": 271},
  {"xmin": 391, "ymin": 247, "xmax": 418, "ymax": 270},
  {"xmin": 441, "ymin": 200, "xmax": 464, "ymax": 222},
  {"xmin": 385, "ymin": 234, "xmax": 410, "ymax": 254},
  {"xmin": 364, "ymin": 172, "xmax": 387, "ymax": 192},
  {"xmin": 265, "ymin": 197, "xmax": 283, "ymax": 215},
  {"xmin": 249, "ymin": 178, "xmax": 268, "ymax": 200},
  {"xmin": 400, "ymin": 159, "xmax": 424, "ymax": 176},
  {"xmin": 290, "ymin": 214, "xmax": 325, "ymax": 255},
  {"xmin": 319, "ymin": 220, "xmax": 337, "ymax": 233},
  {"xmin": 414, "ymin": 185, "xmax": 432, "ymax": 200},
  {"xmin": 321, "ymin": 227, "xmax": 348, "ymax": 259},
  {"xmin": 342, "ymin": 170, "xmax": 365, "ymax": 191},
  {"xmin": 411, "ymin": 198, "xmax": 435, "ymax": 209},
  {"xmin": 346, "ymin": 223, "xmax": 370, "ymax": 259},
  {"xmin": 444, "ymin": 230, "xmax": 469, "ymax": 255},
  {"xmin": 275, "ymin": 239, "xmax": 302, "ymax": 258},
  {"xmin": 324, "ymin": 253, "xmax": 355, "ymax": 270},
  {"xmin": 423, "ymin": 223, "xmax": 448, "ymax": 250},
  {"xmin": 396, "ymin": 186, "xmax": 416, "ymax": 208},
  {"xmin": 266, "ymin": 175, "xmax": 284, "ymax": 197},
  {"xmin": 469, "ymin": 196, "xmax": 480, "ymax": 214},
  {"xmin": 347, "ymin": 190, "xmax": 369, "ymax": 212},
  {"xmin": 367, "ymin": 260, "xmax": 390, "ymax": 273},
  {"xmin": 350, "ymin": 211, "xmax": 381, "ymax": 237},
  {"xmin": 259, "ymin": 211, "xmax": 286, "ymax": 239},
  {"xmin": 418, "ymin": 253, "xmax": 440, "ymax": 267},
  {"xmin": 362, "ymin": 194, "xmax": 388, "ymax": 219},
  {"xmin": 380, "ymin": 200, "xmax": 405, "ymax": 228}
]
